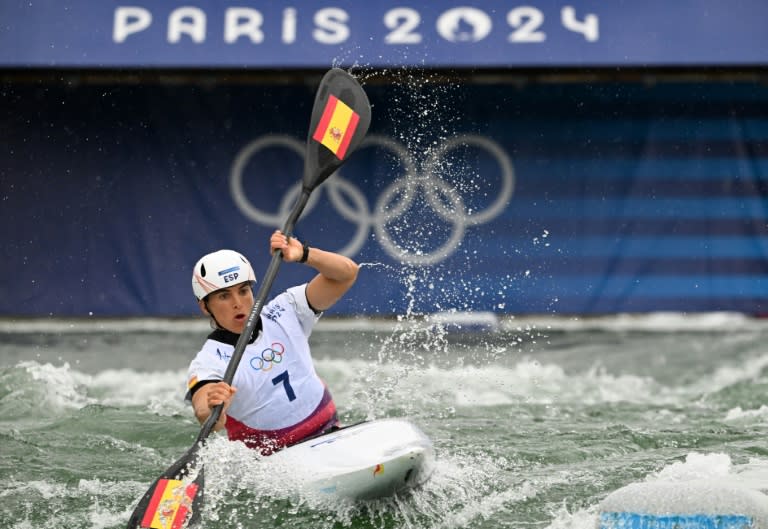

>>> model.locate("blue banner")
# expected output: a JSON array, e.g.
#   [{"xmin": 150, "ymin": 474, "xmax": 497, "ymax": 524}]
[
  {"xmin": 1, "ymin": 0, "xmax": 767, "ymax": 68},
  {"xmin": 2, "ymin": 78, "xmax": 768, "ymax": 316}
]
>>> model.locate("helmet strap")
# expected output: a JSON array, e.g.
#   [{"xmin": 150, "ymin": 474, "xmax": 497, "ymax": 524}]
[{"xmin": 202, "ymin": 299, "xmax": 225, "ymax": 330}]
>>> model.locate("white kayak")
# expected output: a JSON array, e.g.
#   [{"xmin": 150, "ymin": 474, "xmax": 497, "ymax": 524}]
[{"xmin": 267, "ymin": 418, "xmax": 435, "ymax": 500}]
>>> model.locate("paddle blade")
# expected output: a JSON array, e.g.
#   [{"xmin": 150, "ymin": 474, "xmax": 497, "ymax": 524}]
[
  {"xmin": 305, "ymin": 68, "xmax": 371, "ymax": 190},
  {"xmin": 126, "ymin": 447, "xmax": 204, "ymax": 529}
]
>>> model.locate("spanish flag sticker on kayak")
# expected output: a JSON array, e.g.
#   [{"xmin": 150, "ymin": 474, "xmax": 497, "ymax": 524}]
[
  {"xmin": 312, "ymin": 94, "xmax": 360, "ymax": 160},
  {"xmin": 140, "ymin": 478, "xmax": 199, "ymax": 529}
]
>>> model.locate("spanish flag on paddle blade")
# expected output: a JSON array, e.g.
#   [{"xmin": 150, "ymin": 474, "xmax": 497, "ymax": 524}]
[
  {"xmin": 140, "ymin": 478, "xmax": 198, "ymax": 529},
  {"xmin": 312, "ymin": 94, "xmax": 360, "ymax": 160}
]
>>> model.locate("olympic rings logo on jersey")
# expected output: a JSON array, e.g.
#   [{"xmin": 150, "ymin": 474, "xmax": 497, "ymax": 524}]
[
  {"xmin": 230, "ymin": 133, "xmax": 515, "ymax": 265},
  {"xmin": 250, "ymin": 342, "xmax": 285, "ymax": 372}
]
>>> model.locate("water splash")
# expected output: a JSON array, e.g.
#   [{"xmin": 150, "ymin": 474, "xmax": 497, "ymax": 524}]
[{"xmin": 195, "ymin": 433, "xmax": 529, "ymax": 529}]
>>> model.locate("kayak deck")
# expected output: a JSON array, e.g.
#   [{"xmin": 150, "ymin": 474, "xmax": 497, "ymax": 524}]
[{"xmin": 268, "ymin": 418, "xmax": 435, "ymax": 500}]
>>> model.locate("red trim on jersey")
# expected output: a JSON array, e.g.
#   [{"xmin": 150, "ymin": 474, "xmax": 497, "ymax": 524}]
[{"xmin": 225, "ymin": 388, "xmax": 339, "ymax": 455}]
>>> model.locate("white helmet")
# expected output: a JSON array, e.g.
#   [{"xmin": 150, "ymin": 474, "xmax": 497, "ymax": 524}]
[{"xmin": 192, "ymin": 249, "xmax": 257, "ymax": 300}]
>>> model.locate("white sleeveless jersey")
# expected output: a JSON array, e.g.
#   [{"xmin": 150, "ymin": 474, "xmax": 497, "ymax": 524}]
[{"xmin": 186, "ymin": 284, "xmax": 324, "ymax": 431}]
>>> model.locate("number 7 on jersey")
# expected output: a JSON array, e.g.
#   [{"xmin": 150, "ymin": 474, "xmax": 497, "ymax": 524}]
[{"xmin": 272, "ymin": 370, "xmax": 296, "ymax": 401}]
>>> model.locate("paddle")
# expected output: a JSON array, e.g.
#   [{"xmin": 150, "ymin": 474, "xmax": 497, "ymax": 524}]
[{"xmin": 126, "ymin": 67, "xmax": 371, "ymax": 529}]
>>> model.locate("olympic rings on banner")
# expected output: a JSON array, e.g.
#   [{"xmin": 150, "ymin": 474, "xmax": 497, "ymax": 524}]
[
  {"xmin": 249, "ymin": 342, "xmax": 285, "ymax": 372},
  {"xmin": 230, "ymin": 133, "xmax": 515, "ymax": 265}
]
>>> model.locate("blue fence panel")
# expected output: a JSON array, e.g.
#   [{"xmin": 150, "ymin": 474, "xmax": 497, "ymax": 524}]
[{"xmin": 2, "ymin": 80, "xmax": 768, "ymax": 316}]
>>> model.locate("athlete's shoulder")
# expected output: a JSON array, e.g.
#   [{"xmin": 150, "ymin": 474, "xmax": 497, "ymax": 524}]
[
  {"xmin": 263, "ymin": 285, "xmax": 305, "ymax": 324},
  {"xmin": 265, "ymin": 284, "xmax": 319, "ymax": 336},
  {"xmin": 187, "ymin": 338, "xmax": 231, "ymax": 401}
]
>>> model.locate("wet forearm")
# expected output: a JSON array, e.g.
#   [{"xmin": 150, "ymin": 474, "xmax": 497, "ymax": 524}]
[{"xmin": 303, "ymin": 246, "xmax": 359, "ymax": 283}]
